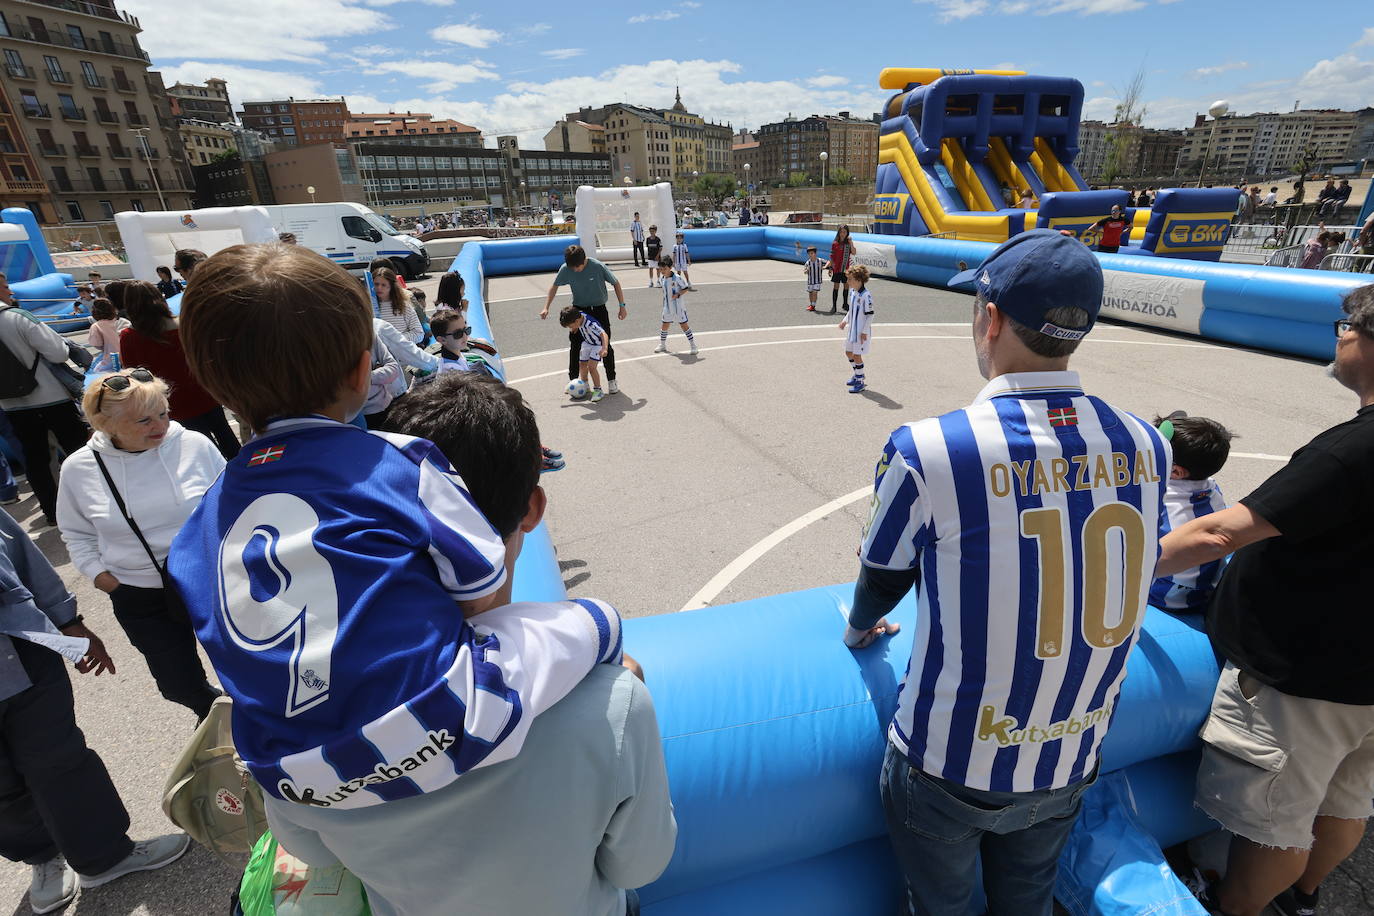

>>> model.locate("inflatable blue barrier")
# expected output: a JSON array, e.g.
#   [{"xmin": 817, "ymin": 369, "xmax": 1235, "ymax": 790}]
[
  {"xmin": 440, "ymin": 232, "xmax": 1263, "ymax": 913},
  {"xmin": 0, "ymin": 208, "xmax": 88, "ymax": 332}
]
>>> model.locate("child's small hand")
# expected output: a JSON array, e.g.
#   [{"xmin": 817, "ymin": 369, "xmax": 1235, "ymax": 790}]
[
  {"xmin": 839, "ymin": 320, "xmax": 847, "ymax": 330},
  {"xmin": 860, "ymin": 333, "xmax": 868, "ymax": 344}
]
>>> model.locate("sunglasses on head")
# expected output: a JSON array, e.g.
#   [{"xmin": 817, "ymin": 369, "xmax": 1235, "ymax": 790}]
[{"xmin": 95, "ymin": 368, "xmax": 154, "ymax": 413}]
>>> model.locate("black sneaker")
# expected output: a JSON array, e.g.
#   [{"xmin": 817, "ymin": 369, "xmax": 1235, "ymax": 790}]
[{"xmin": 1272, "ymin": 885, "xmax": 1319, "ymax": 916}]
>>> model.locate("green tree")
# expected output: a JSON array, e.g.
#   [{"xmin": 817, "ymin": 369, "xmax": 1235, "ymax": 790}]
[
  {"xmin": 787, "ymin": 171, "xmax": 810, "ymax": 188},
  {"xmin": 1101, "ymin": 65, "xmax": 1147, "ymax": 184},
  {"xmin": 829, "ymin": 166, "xmax": 855, "ymax": 187},
  {"xmin": 690, "ymin": 173, "xmax": 737, "ymax": 210},
  {"xmin": 210, "ymin": 148, "xmax": 239, "ymax": 163}
]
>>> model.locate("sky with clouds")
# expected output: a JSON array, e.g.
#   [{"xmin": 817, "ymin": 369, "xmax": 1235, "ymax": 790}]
[{"xmin": 123, "ymin": 0, "xmax": 1374, "ymax": 149}]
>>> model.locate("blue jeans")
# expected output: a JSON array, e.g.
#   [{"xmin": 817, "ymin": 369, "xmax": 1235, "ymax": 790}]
[{"xmin": 880, "ymin": 742, "xmax": 1095, "ymax": 916}]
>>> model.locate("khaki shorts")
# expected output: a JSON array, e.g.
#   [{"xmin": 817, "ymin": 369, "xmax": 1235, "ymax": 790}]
[{"xmin": 1196, "ymin": 665, "xmax": 1374, "ymax": 849}]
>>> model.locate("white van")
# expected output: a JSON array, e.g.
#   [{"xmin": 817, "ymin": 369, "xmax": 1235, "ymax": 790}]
[{"xmin": 262, "ymin": 202, "xmax": 431, "ymax": 279}]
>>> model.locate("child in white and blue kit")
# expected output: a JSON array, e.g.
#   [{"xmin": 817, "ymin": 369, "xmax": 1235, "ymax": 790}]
[
  {"xmin": 671, "ymin": 233, "xmax": 692, "ymax": 289},
  {"xmin": 1149, "ymin": 412, "xmax": 1233, "ymax": 614},
  {"xmin": 653, "ymin": 255, "xmax": 697, "ymax": 355},
  {"xmin": 837, "ymin": 265, "xmax": 874, "ymax": 393}
]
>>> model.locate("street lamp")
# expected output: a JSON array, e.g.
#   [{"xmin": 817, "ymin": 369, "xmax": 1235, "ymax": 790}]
[
  {"xmin": 743, "ymin": 162, "xmax": 750, "ymax": 208},
  {"xmin": 127, "ymin": 127, "xmax": 166, "ymax": 210},
  {"xmin": 1196, "ymin": 99, "xmax": 1229, "ymax": 189},
  {"xmin": 307, "ymin": 185, "xmax": 316, "ymax": 203},
  {"xmin": 820, "ymin": 150, "xmax": 828, "ymax": 190}
]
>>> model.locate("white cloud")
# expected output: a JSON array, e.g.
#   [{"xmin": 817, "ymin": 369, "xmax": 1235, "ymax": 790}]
[
  {"xmin": 520, "ymin": 23, "xmax": 552, "ymax": 35},
  {"xmin": 1355, "ymin": 27, "xmax": 1374, "ymax": 48},
  {"xmin": 120, "ymin": 0, "xmax": 388, "ymax": 63},
  {"xmin": 363, "ymin": 0, "xmax": 451, "ymax": 5},
  {"xmin": 347, "ymin": 57, "xmax": 885, "ymax": 149},
  {"xmin": 912, "ymin": 0, "xmax": 989, "ymax": 22},
  {"xmin": 1190, "ymin": 61, "xmax": 1249, "ymax": 79},
  {"xmin": 680, "ymin": 0, "xmax": 702, "ymax": 6},
  {"xmin": 542, "ymin": 48, "xmax": 586, "ymax": 60},
  {"xmin": 363, "ymin": 60, "xmax": 499, "ymax": 92},
  {"xmin": 807, "ymin": 75, "xmax": 849, "ymax": 88},
  {"xmin": 628, "ymin": 10, "xmax": 681, "ymax": 23},
  {"xmin": 915, "ymin": 0, "xmax": 1160, "ymax": 20},
  {"xmin": 429, "ymin": 22, "xmax": 502, "ymax": 48},
  {"xmin": 1040, "ymin": 0, "xmax": 1146, "ymax": 13},
  {"xmin": 155, "ymin": 62, "xmax": 325, "ymax": 103}
]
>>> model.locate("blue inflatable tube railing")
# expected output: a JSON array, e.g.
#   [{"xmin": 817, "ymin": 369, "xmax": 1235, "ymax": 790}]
[{"xmin": 445, "ymin": 228, "xmax": 1362, "ymax": 912}]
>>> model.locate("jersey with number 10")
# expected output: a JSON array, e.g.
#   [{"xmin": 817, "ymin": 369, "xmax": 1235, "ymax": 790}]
[
  {"xmin": 168, "ymin": 417, "xmax": 623, "ymax": 809},
  {"xmin": 860, "ymin": 371, "xmax": 1170, "ymax": 793}
]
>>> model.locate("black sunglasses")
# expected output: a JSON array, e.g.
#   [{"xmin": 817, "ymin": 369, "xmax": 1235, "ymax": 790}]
[
  {"xmin": 440, "ymin": 327, "xmax": 472, "ymax": 338},
  {"xmin": 95, "ymin": 368, "xmax": 154, "ymax": 413}
]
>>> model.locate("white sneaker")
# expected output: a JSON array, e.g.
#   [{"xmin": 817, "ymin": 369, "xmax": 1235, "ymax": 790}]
[
  {"xmin": 78, "ymin": 834, "xmax": 190, "ymax": 889},
  {"xmin": 689, "ymin": 344, "xmax": 699, "ymax": 355},
  {"xmin": 653, "ymin": 343, "xmax": 667, "ymax": 353},
  {"xmin": 30, "ymin": 857, "xmax": 76, "ymax": 914},
  {"xmin": 648, "ymin": 280, "xmax": 655, "ymax": 287},
  {"xmin": 608, "ymin": 380, "xmax": 620, "ymax": 394},
  {"xmin": 590, "ymin": 390, "xmax": 605, "ymax": 403}
]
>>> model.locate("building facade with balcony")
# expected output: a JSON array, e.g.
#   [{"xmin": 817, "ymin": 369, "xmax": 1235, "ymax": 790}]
[
  {"xmin": 178, "ymin": 118, "xmax": 233, "ymax": 166},
  {"xmin": 756, "ymin": 113, "xmax": 878, "ymax": 187},
  {"xmin": 239, "ymin": 96, "xmax": 351, "ymax": 149},
  {"xmin": 0, "ymin": 0, "xmax": 191, "ymax": 220},
  {"xmin": 1179, "ymin": 108, "xmax": 1363, "ymax": 178},
  {"xmin": 167, "ymin": 77, "xmax": 231, "ymax": 124},
  {"xmin": 0, "ymin": 75, "xmax": 54, "ymax": 221},
  {"xmin": 193, "ymin": 152, "xmax": 273, "ymax": 208}
]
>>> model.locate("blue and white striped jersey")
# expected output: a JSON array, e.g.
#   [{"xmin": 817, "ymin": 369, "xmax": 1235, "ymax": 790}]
[
  {"xmin": 860, "ymin": 372, "xmax": 1170, "ymax": 793},
  {"xmin": 805, "ymin": 258, "xmax": 825, "ymax": 286},
  {"xmin": 630, "ymin": 220, "xmax": 645, "ymax": 242},
  {"xmin": 661, "ymin": 271, "xmax": 688, "ymax": 323},
  {"xmin": 672, "ymin": 242, "xmax": 690, "ymax": 270},
  {"xmin": 579, "ymin": 316, "xmax": 605, "ymax": 348},
  {"xmin": 845, "ymin": 289, "xmax": 874, "ymax": 347},
  {"xmin": 1149, "ymin": 477, "xmax": 1227, "ymax": 610},
  {"xmin": 168, "ymin": 416, "xmax": 623, "ymax": 809}
]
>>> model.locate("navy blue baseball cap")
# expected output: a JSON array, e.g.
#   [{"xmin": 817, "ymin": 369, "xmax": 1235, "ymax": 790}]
[{"xmin": 948, "ymin": 229, "xmax": 1103, "ymax": 341}]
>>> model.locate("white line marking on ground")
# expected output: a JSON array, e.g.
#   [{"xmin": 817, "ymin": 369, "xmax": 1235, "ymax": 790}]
[
  {"xmin": 486, "ymin": 277, "xmax": 804, "ymax": 303},
  {"xmin": 505, "ymin": 333, "xmax": 1216, "ymax": 385},
  {"xmin": 1230, "ymin": 451, "xmax": 1289, "ymax": 462},
  {"xmin": 499, "ymin": 322, "xmax": 973, "ymax": 363},
  {"xmin": 680, "ymin": 486, "xmax": 873, "ymax": 611}
]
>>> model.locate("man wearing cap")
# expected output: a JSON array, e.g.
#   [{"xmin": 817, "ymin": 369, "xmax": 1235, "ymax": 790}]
[{"xmin": 845, "ymin": 229, "xmax": 1170, "ymax": 915}]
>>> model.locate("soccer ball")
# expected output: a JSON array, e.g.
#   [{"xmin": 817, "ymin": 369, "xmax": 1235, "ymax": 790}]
[{"xmin": 566, "ymin": 379, "xmax": 589, "ymax": 399}]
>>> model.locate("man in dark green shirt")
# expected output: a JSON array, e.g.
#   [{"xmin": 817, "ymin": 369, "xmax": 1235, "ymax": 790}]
[{"xmin": 540, "ymin": 245, "xmax": 627, "ymax": 394}]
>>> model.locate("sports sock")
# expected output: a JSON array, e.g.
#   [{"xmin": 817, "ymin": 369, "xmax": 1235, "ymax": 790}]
[
  {"xmin": 684, "ymin": 329, "xmax": 695, "ymax": 344},
  {"xmin": 832, "ymin": 288, "xmax": 839, "ymax": 308},
  {"xmin": 853, "ymin": 362, "xmax": 865, "ymax": 384},
  {"xmin": 660, "ymin": 330, "xmax": 668, "ymax": 345}
]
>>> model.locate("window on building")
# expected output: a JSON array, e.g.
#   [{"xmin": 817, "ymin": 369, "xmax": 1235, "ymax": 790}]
[
  {"xmin": 66, "ymin": 25, "xmax": 86, "ymax": 49},
  {"xmin": 420, "ymin": 177, "xmax": 438, "ymax": 190},
  {"xmin": 282, "ymin": 127, "xmax": 295, "ymax": 136},
  {"xmin": 65, "ymin": 200, "xmax": 84, "ymax": 221},
  {"xmin": 80, "ymin": 61, "xmax": 98, "ymax": 84},
  {"xmin": 281, "ymin": 116, "xmax": 292, "ymax": 124},
  {"xmin": 398, "ymin": 156, "xmax": 416, "ymax": 170},
  {"xmin": 130, "ymin": 199, "xmax": 145, "ymax": 212},
  {"xmin": 451, "ymin": 157, "xmax": 467, "ymax": 169},
  {"xmin": 99, "ymin": 200, "xmax": 114, "ymax": 219},
  {"xmin": 4, "ymin": 49, "xmax": 24, "ymax": 75},
  {"xmin": 278, "ymin": 105, "xmax": 289, "ymax": 113},
  {"xmin": 0, "ymin": 13, "xmax": 9, "ymax": 37},
  {"xmin": 356, "ymin": 155, "xmax": 375, "ymax": 168},
  {"xmin": 417, "ymin": 157, "xmax": 434, "ymax": 169},
  {"xmin": 58, "ymin": 94, "xmax": 80, "ymax": 118},
  {"xmin": 378, "ymin": 156, "xmax": 397, "ymax": 169},
  {"xmin": 454, "ymin": 175, "xmax": 470, "ymax": 188},
  {"xmin": 43, "ymin": 56, "xmax": 65, "ymax": 80},
  {"xmin": 402, "ymin": 177, "xmax": 420, "ymax": 190},
  {"xmin": 380, "ymin": 177, "xmax": 401, "ymax": 191},
  {"xmin": 438, "ymin": 176, "xmax": 455, "ymax": 189}
]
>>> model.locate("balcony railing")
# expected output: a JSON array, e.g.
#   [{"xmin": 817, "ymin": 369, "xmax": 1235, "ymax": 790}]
[
  {"xmin": 136, "ymin": 146, "xmax": 159, "ymax": 160},
  {"xmin": 83, "ymin": 73, "xmax": 107, "ymax": 90},
  {"xmin": 60, "ymin": 106, "xmax": 86, "ymax": 122},
  {"xmin": 0, "ymin": 177, "xmax": 49, "ymax": 194},
  {"xmin": 125, "ymin": 111, "xmax": 147, "ymax": 126},
  {"xmin": 5, "ymin": 64, "xmax": 36, "ymax": 80},
  {"xmin": 6, "ymin": 21, "xmax": 150, "ymax": 63},
  {"xmin": 50, "ymin": 178, "xmax": 108, "ymax": 193},
  {"xmin": 108, "ymin": 145, "xmax": 131, "ymax": 159},
  {"xmin": 44, "ymin": 68, "xmax": 72, "ymax": 85},
  {"xmin": 20, "ymin": 0, "xmax": 138, "ymax": 24},
  {"xmin": 112, "ymin": 77, "xmax": 137, "ymax": 93},
  {"xmin": 73, "ymin": 144, "xmax": 101, "ymax": 158},
  {"xmin": 37, "ymin": 143, "xmax": 66, "ymax": 157},
  {"xmin": 22, "ymin": 103, "xmax": 52, "ymax": 120},
  {"xmin": 94, "ymin": 108, "xmax": 118, "ymax": 124}
]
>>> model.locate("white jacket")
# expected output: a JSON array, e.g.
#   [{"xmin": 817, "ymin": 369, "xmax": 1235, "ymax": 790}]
[{"xmin": 56, "ymin": 422, "xmax": 226, "ymax": 588}]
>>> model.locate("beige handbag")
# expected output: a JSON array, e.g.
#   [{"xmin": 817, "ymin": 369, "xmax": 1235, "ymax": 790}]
[{"xmin": 162, "ymin": 695, "xmax": 268, "ymax": 856}]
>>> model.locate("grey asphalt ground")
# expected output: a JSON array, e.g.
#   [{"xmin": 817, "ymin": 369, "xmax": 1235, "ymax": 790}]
[{"xmin": 1, "ymin": 258, "xmax": 1368, "ymax": 914}]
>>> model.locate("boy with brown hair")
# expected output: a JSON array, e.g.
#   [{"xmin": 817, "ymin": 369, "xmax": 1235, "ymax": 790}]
[{"xmin": 169, "ymin": 244, "xmax": 625, "ymax": 909}]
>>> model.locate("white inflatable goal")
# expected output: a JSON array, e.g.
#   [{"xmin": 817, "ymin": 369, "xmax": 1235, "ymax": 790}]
[
  {"xmin": 116, "ymin": 206, "xmax": 277, "ymax": 283},
  {"xmin": 575, "ymin": 183, "xmax": 677, "ymax": 262}
]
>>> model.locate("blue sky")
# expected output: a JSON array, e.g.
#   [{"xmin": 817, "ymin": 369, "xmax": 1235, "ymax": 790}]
[{"xmin": 122, "ymin": 0, "xmax": 1374, "ymax": 148}]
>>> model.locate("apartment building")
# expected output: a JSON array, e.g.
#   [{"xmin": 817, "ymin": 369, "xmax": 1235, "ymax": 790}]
[
  {"xmin": 543, "ymin": 118, "xmax": 604, "ymax": 156},
  {"xmin": 167, "ymin": 77, "xmax": 231, "ymax": 123},
  {"xmin": 239, "ymin": 96, "xmax": 351, "ymax": 148},
  {"xmin": 178, "ymin": 117, "xmax": 233, "ymax": 166},
  {"xmin": 345, "ymin": 111, "xmax": 482, "ymax": 146},
  {"xmin": 1179, "ymin": 108, "xmax": 1365, "ymax": 176},
  {"xmin": 262, "ymin": 142, "xmax": 361, "ymax": 205},
  {"xmin": 0, "ymin": 77, "xmax": 53, "ymax": 220},
  {"xmin": 0, "ymin": 0, "xmax": 192, "ymax": 221},
  {"xmin": 1077, "ymin": 121, "xmax": 1186, "ymax": 184},
  {"xmin": 704, "ymin": 121, "xmax": 731, "ymax": 175},
  {"xmin": 192, "ymin": 153, "xmax": 273, "ymax": 208},
  {"xmin": 731, "ymin": 139, "xmax": 758, "ymax": 189},
  {"xmin": 755, "ymin": 112, "xmax": 879, "ymax": 186}
]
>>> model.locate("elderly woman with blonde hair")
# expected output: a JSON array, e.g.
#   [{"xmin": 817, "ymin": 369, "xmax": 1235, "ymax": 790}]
[{"xmin": 55, "ymin": 369, "xmax": 225, "ymax": 719}]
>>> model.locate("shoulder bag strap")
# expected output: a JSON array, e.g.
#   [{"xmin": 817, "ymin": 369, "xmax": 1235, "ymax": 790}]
[{"xmin": 93, "ymin": 451, "xmax": 164, "ymax": 574}]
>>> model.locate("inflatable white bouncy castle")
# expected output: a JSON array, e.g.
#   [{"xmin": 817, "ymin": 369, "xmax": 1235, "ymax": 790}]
[
  {"xmin": 116, "ymin": 206, "xmax": 277, "ymax": 283},
  {"xmin": 576, "ymin": 183, "xmax": 676, "ymax": 262}
]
